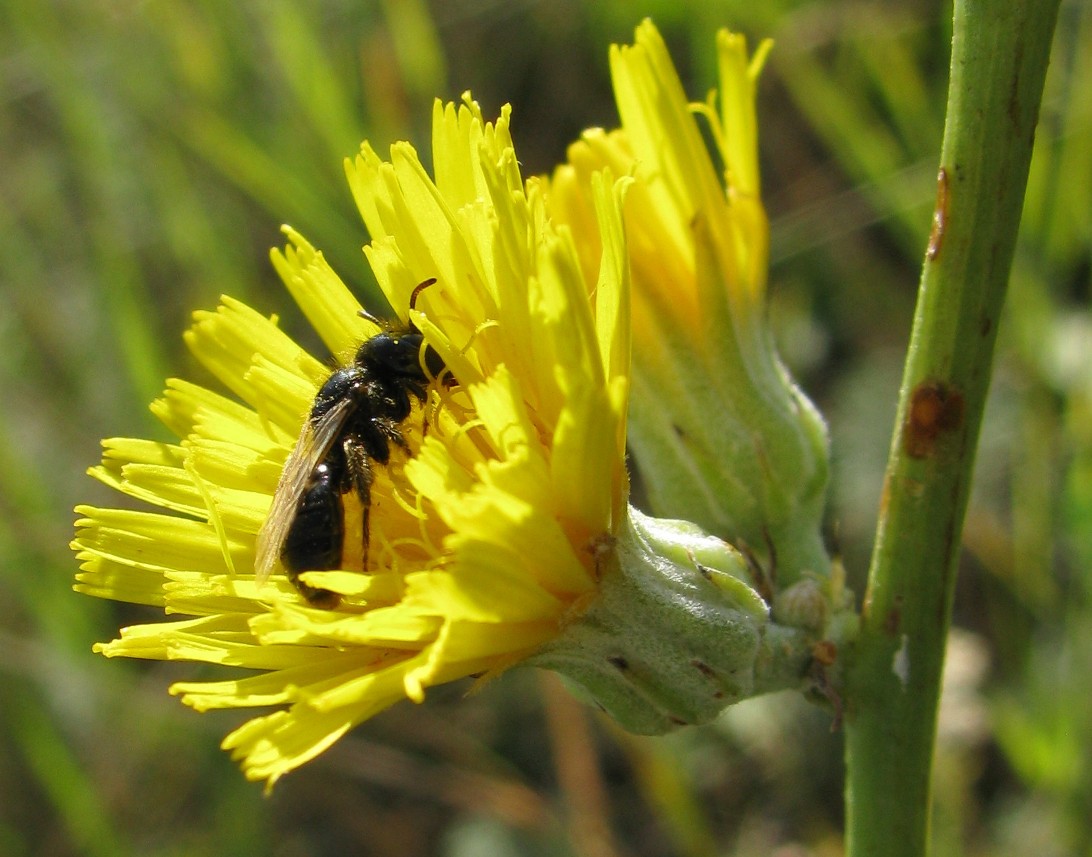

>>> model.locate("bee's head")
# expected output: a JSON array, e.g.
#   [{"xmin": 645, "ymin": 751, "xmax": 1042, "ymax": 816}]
[
  {"xmin": 353, "ymin": 279, "xmax": 449, "ymax": 385},
  {"xmin": 356, "ymin": 328, "xmax": 449, "ymax": 382},
  {"xmin": 356, "ymin": 330, "xmax": 429, "ymax": 380}
]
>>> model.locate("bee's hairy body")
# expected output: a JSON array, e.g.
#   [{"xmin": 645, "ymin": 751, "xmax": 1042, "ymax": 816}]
[{"xmin": 256, "ymin": 281, "xmax": 447, "ymax": 608}]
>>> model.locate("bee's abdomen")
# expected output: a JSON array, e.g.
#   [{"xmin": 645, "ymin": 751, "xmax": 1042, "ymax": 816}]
[{"xmin": 282, "ymin": 463, "xmax": 344, "ymax": 607}]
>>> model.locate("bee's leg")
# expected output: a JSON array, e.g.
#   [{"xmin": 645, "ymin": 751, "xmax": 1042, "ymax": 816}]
[
  {"xmin": 342, "ymin": 436, "xmax": 374, "ymax": 499},
  {"xmin": 341, "ymin": 436, "xmax": 374, "ymax": 571},
  {"xmin": 358, "ymin": 417, "xmax": 412, "ymax": 466},
  {"xmin": 381, "ymin": 416, "xmax": 413, "ymax": 453}
]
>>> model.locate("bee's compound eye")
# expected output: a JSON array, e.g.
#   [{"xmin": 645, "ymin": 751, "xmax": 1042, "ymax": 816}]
[{"xmin": 361, "ymin": 332, "xmax": 426, "ymax": 377}]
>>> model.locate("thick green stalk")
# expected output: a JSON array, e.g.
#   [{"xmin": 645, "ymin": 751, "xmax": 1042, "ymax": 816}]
[{"xmin": 844, "ymin": 2, "xmax": 1060, "ymax": 856}]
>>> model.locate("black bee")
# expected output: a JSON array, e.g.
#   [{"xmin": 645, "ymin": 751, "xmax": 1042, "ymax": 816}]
[{"xmin": 255, "ymin": 279, "xmax": 447, "ymax": 607}]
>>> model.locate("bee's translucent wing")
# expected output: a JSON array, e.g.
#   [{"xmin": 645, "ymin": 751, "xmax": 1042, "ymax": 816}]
[{"xmin": 254, "ymin": 396, "xmax": 354, "ymax": 588}]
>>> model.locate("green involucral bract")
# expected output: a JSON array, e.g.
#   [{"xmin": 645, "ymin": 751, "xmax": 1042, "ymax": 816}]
[{"xmin": 526, "ymin": 507, "xmax": 842, "ymax": 734}]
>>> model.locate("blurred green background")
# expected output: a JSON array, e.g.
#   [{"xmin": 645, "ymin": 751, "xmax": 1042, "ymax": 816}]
[{"xmin": 2, "ymin": 0, "xmax": 1090, "ymax": 854}]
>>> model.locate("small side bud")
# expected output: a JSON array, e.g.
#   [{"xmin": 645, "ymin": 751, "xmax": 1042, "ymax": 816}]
[{"xmin": 773, "ymin": 578, "xmax": 829, "ymax": 632}]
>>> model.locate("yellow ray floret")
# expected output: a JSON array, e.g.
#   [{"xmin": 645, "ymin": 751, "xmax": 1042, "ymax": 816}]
[{"xmin": 75, "ymin": 93, "xmax": 630, "ymax": 786}]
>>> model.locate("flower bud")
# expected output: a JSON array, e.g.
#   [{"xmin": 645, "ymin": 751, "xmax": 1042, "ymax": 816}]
[{"xmin": 528, "ymin": 507, "xmax": 821, "ymax": 734}]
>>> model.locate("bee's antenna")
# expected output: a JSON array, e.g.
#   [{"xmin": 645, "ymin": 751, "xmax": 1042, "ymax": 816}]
[
  {"xmin": 406, "ymin": 278, "xmax": 439, "ymax": 336},
  {"xmin": 409, "ymin": 277, "xmax": 438, "ymax": 311},
  {"xmin": 356, "ymin": 277, "xmax": 437, "ymax": 328},
  {"xmin": 358, "ymin": 308, "xmax": 383, "ymax": 327}
]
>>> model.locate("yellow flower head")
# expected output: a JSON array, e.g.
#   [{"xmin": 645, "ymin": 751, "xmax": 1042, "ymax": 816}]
[
  {"xmin": 553, "ymin": 23, "xmax": 770, "ymax": 344},
  {"xmin": 546, "ymin": 21, "xmax": 830, "ymax": 583},
  {"xmin": 74, "ymin": 95, "xmax": 631, "ymax": 787}
]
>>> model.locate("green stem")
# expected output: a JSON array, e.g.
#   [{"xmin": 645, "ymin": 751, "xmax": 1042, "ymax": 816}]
[{"xmin": 844, "ymin": 2, "xmax": 1060, "ymax": 856}]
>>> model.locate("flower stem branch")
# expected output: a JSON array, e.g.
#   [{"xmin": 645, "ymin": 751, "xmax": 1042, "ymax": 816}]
[{"xmin": 844, "ymin": 1, "xmax": 1060, "ymax": 855}]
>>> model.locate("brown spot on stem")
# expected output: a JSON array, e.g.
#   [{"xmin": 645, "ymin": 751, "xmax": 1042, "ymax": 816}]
[
  {"xmin": 812, "ymin": 640, "xmax": 838, "ymax": 667},
  {"xmin": 927, "ymin": 168, "xmax": 950, "ymax": 261},
  {"xmin": 904, "ymin": 381, "xmax": 965, "ymax": 458},
  {"xmin": 883, "ymin": 600, "xmax": 903, "ymax": 635}
]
